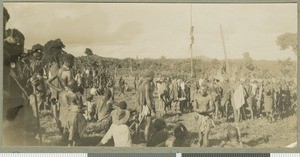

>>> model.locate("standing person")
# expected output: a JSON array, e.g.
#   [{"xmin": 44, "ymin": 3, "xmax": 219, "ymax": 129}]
[
  {"xmin": 134, "ymin": 75, "xmax": 139, "ymax": 91},
  {"xmin": 64, "ymin": 79, "xmax": 87, "ymax": 146},
  {"xmin": 160, "ymin": 78, "xmax": 171, "ymax": 115},
  {"xmin": 221, "ymin": 78, "xmax": 231, "ymax": 121},
  {"xmin": 96, "ymin": 90, "xmax": 113, "ymax": 122},
  {"xmin": 86, "ymin": 69, "xmax": 93, "ymax": 88},
  {"xmin": 178, "ymin": 79, "xmax": 190, "ymax": 114},
  {"xmin": 107, "ymin": 75, "xmax": 115, "ymax": 101},
  {"xmin": 169, "ymin": 76, "xmax": 179, "ymax": 112},
  {"xmin": 97, "ymin": 101, "xmax": 132, "ymax": 147},
  {"xmin": 3, "ymin": 7, "xmax": 29, "ymax": 145},
  {"xmin": 263, "ymin": 81, "xmax": 275, "ymax": 122},
  {"xmin": 46, "ymin": 54, "xmax": 75, "ymax": 134},
  {"xmin": 75, "ymin": 70, "xmax": 84, "ymax": 95},
  {"xmin": 48, "ymin": 57, "xmax": 60, "ymax": 120},
  {"xmin": 193, "ymin": 86, "xmax": 215, "ymax": 147},
  {"xmin": 137, "ymin": 71, "xmax": 156, "ymax": 142},
  {"xmin": 119, "ymin": 76, "xmax": 125, "ymax": 96},
  {"xmin": 281, "ymin": 81, "xmax": 291, "ymax": 116}
]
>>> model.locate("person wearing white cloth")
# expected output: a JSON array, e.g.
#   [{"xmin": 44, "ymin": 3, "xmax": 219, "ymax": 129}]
[{"xmin": 97, "ymin": 101, "xmax": 132, "ymax": 147}]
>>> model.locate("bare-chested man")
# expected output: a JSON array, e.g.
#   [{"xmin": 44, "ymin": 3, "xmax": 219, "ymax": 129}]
[
  {"xmin": 193, "ymin": 86, "xmax": 215, "ymax": 147},
  {"xmin": 137, "ymin": 71, "xmax": 156, "ymax": 142},
  {"xmin": 47, "ymin": 54, "xmax": 75, "ymax": 133}
]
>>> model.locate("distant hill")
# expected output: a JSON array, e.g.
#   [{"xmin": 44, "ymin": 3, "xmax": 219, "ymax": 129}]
[{"xmin": 193, "ymin": 55, "xmax": 212, "ymax": 61}]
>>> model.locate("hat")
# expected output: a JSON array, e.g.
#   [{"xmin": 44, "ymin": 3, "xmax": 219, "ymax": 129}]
[{"xmin": 111, "ymin": 109, "xmax": 130, "ymax": 125}]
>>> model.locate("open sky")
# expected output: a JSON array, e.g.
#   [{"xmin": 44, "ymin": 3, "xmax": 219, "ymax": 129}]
[{"xmin": 4, "ymin": 3, "xmax": 297, "ymax": 60}]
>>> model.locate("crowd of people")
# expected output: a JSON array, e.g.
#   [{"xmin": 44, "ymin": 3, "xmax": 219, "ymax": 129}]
[{"xmin": 3, "ymin": 7, "xmax": 297, "ymax": 147}]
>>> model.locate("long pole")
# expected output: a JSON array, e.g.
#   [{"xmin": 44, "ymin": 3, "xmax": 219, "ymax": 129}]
[
  {"xmin": 219, "ymin": 25, "xmax": 238, "ymax": 124},
  {"xmin": 190, "ymin": 4, "xmax": 194, "ymax": 78}
]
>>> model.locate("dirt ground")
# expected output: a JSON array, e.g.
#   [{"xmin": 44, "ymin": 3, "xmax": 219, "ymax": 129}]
[{"xmin": 38, "ymin": 77, "xmax": 297, "ymax": 147}]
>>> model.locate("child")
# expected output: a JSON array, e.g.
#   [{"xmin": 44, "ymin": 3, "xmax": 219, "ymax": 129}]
[
  {"xmin": 220, "ymin": 126, "xmax": 243, "ymax": 148},
  {"xmin": 64, "ymin": 79, "xmax": 87, "ymax": 146}
]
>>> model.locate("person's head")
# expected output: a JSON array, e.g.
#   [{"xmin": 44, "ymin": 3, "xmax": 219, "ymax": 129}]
[
  {"xmin": 111, "ymin": 107, "xmax": 130, "ymax": 125},
  {"xmin": 104, "ymin": 89, "xmax": 112, "ymax": 100},
  {"xmin": 200, "ymin": 86, "xmax": 208, "ymax": 96},
  {"xmin": 143, "ymin": 71, "xmax": 154, "ymax": 82},
  {"xmin": 36, "ymin": 83, "xmax": 46, "ymax": 98},
  {"xmin": 32, "ymin": 51, "xmax": 43, "ymax": 60},
  {"xmin": 63, "ymin": 54, "xmax": 74, "ymax": 68},
  {"xmin": 173, "ymin": 123, "xmax": 188, "ymax": 139},
  {"xmin": 227, "ymin": 126, "xmax": 239, "ymax": 141},
  {"xmin": 87, "ymin": 95, "xmax": 93, "ymax": 102},
  {"xmin": 3, "ymin": 7, "xmax": 9, "ymax": 31},
  {"xmin": 153, "ymin": 118, "xmax": 166, "ymax": 131},
  {"xmin": 4, "ymin": 29, "xmax": 25, "ymax": 64},
  {"xmin": 116, "ymin": 101, "xmax": 127, "ymax": 110}
]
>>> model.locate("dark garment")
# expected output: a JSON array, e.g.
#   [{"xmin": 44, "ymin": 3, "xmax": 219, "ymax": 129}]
[
  {"xmin": 178, "ymin": 85, "xmax": 190, "ymax": 113},
  {"xmin": 146, "ymin": 130, "xmax": 169, "ymax": 147}
]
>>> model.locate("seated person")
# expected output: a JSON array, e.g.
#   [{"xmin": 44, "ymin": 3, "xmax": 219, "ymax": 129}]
[
  {"xmin": 220, "ymin": 126, "xmax": 243, "ymax": 148},
  {"xmin": 97, "ymin": 101, "xmax": 132, "ymax": 147},
  {"xmin": 166, "ymin": 123, "xmax": 189, "ymax": 147},
  {"xmin": 146, "ymin": 118, "xmax": 169, "ymax": 147},
  {"xmin": 156, "ymin": 123, "xmax": 189, "ymax": 147}
]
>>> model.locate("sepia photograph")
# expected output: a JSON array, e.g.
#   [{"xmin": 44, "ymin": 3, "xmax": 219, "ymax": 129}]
[{"xmin": 2, "ymin": 2, "xmax": 297, "ymax": 148}]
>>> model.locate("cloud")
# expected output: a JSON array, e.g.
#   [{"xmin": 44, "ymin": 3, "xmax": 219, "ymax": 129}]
[
  {"xmin": 5, "ymin": 3, "xmax": 143, "ymax": 49},
  {"xmin": 4, "ymin": 3, "xmax": 297, "ymax": 60}
]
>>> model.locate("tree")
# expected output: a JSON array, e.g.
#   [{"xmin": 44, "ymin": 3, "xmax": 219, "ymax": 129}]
[
  {"xmin": 243, "ymin": 52, "xmax": 255, "ymax": 71},
  {"xmin": 43, "ymin": 38, "xmax": 65, "ymax": 65},
  {"xmin": 276, "ymin": 32, "xmax": 297, "ymax": 55},
  {"xmin": 84, "ymin": 48, "xmax": 93, "ymax": 56},
  {"xmin": 278, "ymin": 58, "xmax": 294, "ymax": 77}
]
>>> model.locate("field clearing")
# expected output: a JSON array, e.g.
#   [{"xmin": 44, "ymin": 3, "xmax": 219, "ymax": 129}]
[{"xmin": 38, "ymin": 77, "xmax": 297, "ymax": 147}]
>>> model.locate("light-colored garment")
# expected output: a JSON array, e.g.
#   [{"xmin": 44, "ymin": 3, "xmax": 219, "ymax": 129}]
[
  {"xmin": 84, "ymin": 101, "xmax": 96, "ymax": 120},
  {"xmin": 251, "ymin": 84, "xmax": 258, "ymax": 95},
  {"xmin": 101, "ymin": 124, "xmax": 132, "ymax": 147},
  {"xmin": 65, "ymin": 108, "xmax": 87, "ymax": 141},
  {"xmin": 233, "ymin": 84, "xmax": 245, "ymax": 109},
  {"xmin": 286, "ymin": 142, "xmax": 297, "ymax": 148},
  {"xmin": 198, "ymin": 79, "xmax": 204, "ymax": 89},
  {"xmin": 195, "ymin": 114, "xmax": 215, "ymax": 133},
  {"xmin": 90, "ymin": 88, "xmax": 98, "ymax": 96}
]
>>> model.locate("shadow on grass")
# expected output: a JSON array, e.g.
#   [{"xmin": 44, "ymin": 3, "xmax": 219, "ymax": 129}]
[{"xmin": 244, "ymin": 135, "xmax": 271, "ymax": 147}]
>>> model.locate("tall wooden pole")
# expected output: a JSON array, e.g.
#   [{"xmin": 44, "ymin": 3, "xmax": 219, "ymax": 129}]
[
  {"xmin": 220, "ymin": 25, "xmax": 238, "ymax": 124},
  {"xmin": 190, "ymin": 4, "xmax": 194, "ymax": 78}
]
